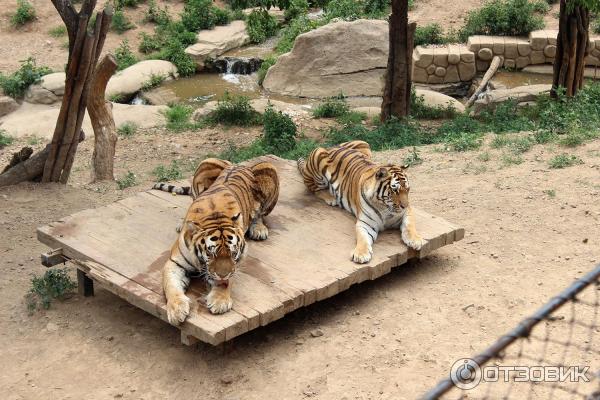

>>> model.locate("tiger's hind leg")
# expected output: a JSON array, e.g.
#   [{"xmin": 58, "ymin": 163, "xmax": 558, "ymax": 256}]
[
  {"xmin": 192, "ymin": 158, "xmax": 232, "ymax": 198},
  {"xmin": 246, "ymin": 161, "xmax": 280, "ymax": 241},
  {"xmin": 297, "ymin": 147, "xmax": 338, "ymax": 206}
]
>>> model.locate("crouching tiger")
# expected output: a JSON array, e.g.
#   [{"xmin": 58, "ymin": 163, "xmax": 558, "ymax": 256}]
[
  {"xmin": 154, "ymin": 158, "xmax": 279, "ymax": 324},
  {"xmin": 297, "ymin": 140, "xmax": 425, "ymax": 264}
]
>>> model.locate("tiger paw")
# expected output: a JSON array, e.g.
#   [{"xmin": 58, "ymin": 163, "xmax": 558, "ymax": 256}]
[
  {"xmin": 206, "ymin": 290, "xmax": 233, "ymax": 314},
  {"xmin": 351, "ymin": 246, "xmax": 372, "ymax": 264},
  {"xmin": 402, "ymin": 233, "xmax": 426, "ymax": 251},
  {"xmin": 248, "ymin": 222, "xmax": 269, "ymax": 241},
  {"xmin": 166, "ymin": 294, "xmax": 192, "ymax": 325}
]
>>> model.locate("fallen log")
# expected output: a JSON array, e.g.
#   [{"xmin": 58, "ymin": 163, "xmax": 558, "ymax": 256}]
[{"xmin": 465, "ymin": 55, "xmax": 502, "ymax": 108}]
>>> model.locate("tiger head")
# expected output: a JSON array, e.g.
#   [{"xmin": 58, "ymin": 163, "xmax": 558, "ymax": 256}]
[
  {"xmin": 373, "ymin": 164, "xmax": 411, "ymax": 213},
  {"xmin": 184, "ymin": 210, "xmax": 246, "ymax": 284}
]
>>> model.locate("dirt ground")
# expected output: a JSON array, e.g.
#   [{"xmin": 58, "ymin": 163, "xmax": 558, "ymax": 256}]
[
  {"xmin": 0, "ymin": 122, "xmax": 599, "ymax": 399},
  {"xmin": 0, "ymin": 0, "xmax": 560, "ymax": 73}
]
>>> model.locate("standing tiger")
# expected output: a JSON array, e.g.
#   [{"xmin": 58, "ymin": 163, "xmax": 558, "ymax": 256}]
[
  {"xmin": 154, "ymin": 158, "xmax": 279, "ymax": 324},
  {"xmin": 297, "ymin": 140, "xmax": 425, "ymax": 264}
]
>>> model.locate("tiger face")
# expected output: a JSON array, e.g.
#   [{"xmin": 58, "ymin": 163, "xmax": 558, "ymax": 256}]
[
  {"xmin": 374, "ymin": 165, "xmax": 410, "ymax": 213},
  {"xmin": 184, "ymin": 212, "xmax": 246, "ymax": 284}
]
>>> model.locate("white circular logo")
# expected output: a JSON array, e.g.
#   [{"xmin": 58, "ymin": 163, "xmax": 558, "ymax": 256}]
[{"xmin": 450, "ymin": 358, "xmax": 482, "ymax": 390}]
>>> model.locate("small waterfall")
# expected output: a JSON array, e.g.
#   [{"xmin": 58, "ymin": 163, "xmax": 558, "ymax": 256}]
[{"xmin": 205, "ymin": 57, "xmax": 263, "ymax": 75}]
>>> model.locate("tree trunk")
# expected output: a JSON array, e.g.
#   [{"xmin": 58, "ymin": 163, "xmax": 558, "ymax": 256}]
[
  {"xmin": 465, "ymin": 56, "xmax": 502, "ymax": 108},
  {"xmin": 552, "ymin": 0, "xmax": 590, "ymax": 98},
  {"xmin": 381, "ymin": 0, "xmax": 415, "ymax": 122},
  {"xmin": 89, "ymin": 55, "xmax": 118, "ymax": 182},
  {"xmin": 42, "ymin": 2, "xmax": 113, "ymax": 183}
]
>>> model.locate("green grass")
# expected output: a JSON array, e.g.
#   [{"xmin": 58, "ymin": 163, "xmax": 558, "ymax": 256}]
[
  {"xmin": 0, "ymin": 57, "xmax": 51, "ymax": 99},
  {"xmin": 116, "ymin": 171, "xmax": 138, "ymax": 189},
  {"xmin": 411, "ymin": 90, "xmax": 458, "ymax": 119},
  {"xmin": 414, "ymin": 23, "xmax": 457, "ymax": 47},
  {"xmin": 491, "ymin": 134, "xmax": 535, "ymax": 154},
  {"xmin": 111, "ymin": 9, "xmax": 135, "ymax": 34},
  {"xmin": 11, "ymin": 0, "xmax": 35, "ymax": 27},
  {"xmin": 48, "ymin": 25, "xmax": 67, "ymax": 38},
  {"xmin": 477, "ymin": 151, "xmax": 491, "ymax": 162},
  {"xmin": 109, "ymin": 93, "xmax": 125, "ymax": 103},
  {"xmin": 117, "ymin": 121, "xmax": 138, "ymax": 137},
  {"xmin": 140, "ymin": 73, "xmax": 166, "ymax": 91},
  {"xmin": 437, "ymin": 114, "xmax": 483, "ymax": 151},
  {"xmin": 313, "ymin": 95, "xmax": 350, "ymax": 118},
  {"xmin": 26, "ymin": 268, "xmax": 76, "ymax": 314},
  {"xmin": 501, "ymin": 153, "xmax": 524, "ymax": 166},
  {"xmin": 0, "ymin": 129, "xmax": 14, "ymax": 149},
  {"xmin": 164, "ymin": 104, "xmax": 195, "ymax": 131},
  {"xmin": 207, "ymin": 93, "xmax": 262, "ymax": 126},
  {"xmin": 548, "ymin": 153, "xmax": 583, "ymax": 169},
  {"xmin": 114, "ymin": 40, "xmax": 137, "ymax": 71},
  {"xmin": 153, "ymin": 160, "xmax": 184, "ymax": 181}
]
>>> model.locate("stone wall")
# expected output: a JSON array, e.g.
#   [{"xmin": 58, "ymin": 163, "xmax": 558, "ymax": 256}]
[{"xmin": 412, "ymin": 30, "xmax": 600, "ymax": 84}]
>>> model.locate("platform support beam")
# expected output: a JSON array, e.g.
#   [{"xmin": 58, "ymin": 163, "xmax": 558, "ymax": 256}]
[{"xmin": 77, "ymin": 269, "xmax": 94, "ymax": 297}]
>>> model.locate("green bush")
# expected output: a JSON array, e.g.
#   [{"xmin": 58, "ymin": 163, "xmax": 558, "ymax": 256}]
[
  {"xmin": 11, "ymin": 0, "xmax": 36, "ymax": 27},
  {"xmin": 26, "ymin": 268, "xmax": 76, "ymax": 313},
  {"xmin": 181, "ymin": 0, "xmax": 230, "ymax": 32},
  {"xmin": 313, "ymin": 95, "xmax": 350, "ymax": 118},
  {"xmin": 324, "ymin": 0, "xmax": 364, "ymax": 21},
  {"xmin": 145, "ymin": 0, "xmax": 171, "ymax": 24},
  {"xmin": 263, "ymin": 105, "xmax": 297, "ymax": 153},
  {"xmin": 208, "ymin": 93, "xmax": 262, "ymax": 126},
  {"xmin": 117, "ymin": 121, "xmax": 138, "ymax": 137},
  {"xmin": 120, "ymin": 0, "xmax": 143, "ymax": 7},
  {"xmin": 111, "ymin": 9, "xmax": 135, "ymax": 33},
  {"xmin": 0, "ymin": 57, "xmax": 51, "ymax": 98},
  {"xmin": 285, "ymin": 0, "xmax": 309, "ymax": 20},
  {"xmin": 478, "ymin": 100, "xmax": 535, "ymax": 133},
  {"xmin": 458, "ymin": 0, "xmax": 545, "ymax": 41},
  {"xmin": 548, "ymin": 153, "xmax": 583, "ymax": 169},
  {"xmin": 153, "ymin": 160, "xmax": 184, "ymax": 181},
  {"xmin": 114, "ymin": 40, "xmax": 138, "ymax": 70},
  {"xmin": 138, "ymin": 32, "xmax": 162, "ymax": 54},
  {"xmin": 158, "ymin": 40, "xmax": 197, "ymax": 76},
  {"xmin": 363, "ymin": 0, "xmax": 389, "ymax": 15},
  {"xmin": 117, "ymin": 171, "xmax": 138, "ymax": 189},
  {"xmin": 164, "ymin": 104, "xmax": 194, "ymax": 130},
  {"xmin": 437, "ymin": 114, "xmax": 484, "ymax": 151},
  {"xmin": 276, "ymin": 15, "xmax": 321, "ymax": 54},
  {"xmin": 247, "ymin": 9, "xmax": 278, "ymax": 44},
  {"xmin": 414, "ymin": 23, "xmax": 455, "ymax": 47},
  {"xmin": 593, "ymin": 16, "xmax": 600, "ymax": 34},
  {"xmin": 0, "ymin": 129, "xmax": 14, "ymax": 149}
]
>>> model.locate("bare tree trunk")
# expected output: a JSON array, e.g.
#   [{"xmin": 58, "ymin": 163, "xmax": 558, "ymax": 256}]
[
  {"xmin": 552, "ymin": 0, "xmax": 590, "ymax": 98},
  {"xmin": 381, "ymin": 0, "xmax": 415, "ymax": 122},
  {"xmin": 42, "ymin": 1, "xmax": 113, "ymax": 183},
  {"xmin": 89, "ymin": 55, "xmax": 118, "ymax": 182},
  {"xmin": 465, "ymin": 56, "xmax": 502, "ymax": 108}
]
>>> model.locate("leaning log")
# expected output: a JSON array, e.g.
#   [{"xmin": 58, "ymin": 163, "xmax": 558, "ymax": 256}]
[{"xmin": 465, "ymin": 55, "xmax": 502, "ymax": 108}]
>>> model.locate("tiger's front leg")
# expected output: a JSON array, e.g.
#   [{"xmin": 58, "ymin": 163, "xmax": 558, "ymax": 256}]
[
  {"xmin": 400, "ymin": 206, "xmax": 425, "ymax": 251},
  {"xmin": 351, "ymin": 218, "xmax": 377, "ymax": 264},
  {"xmin": 206, "ymin": 281, "xmax": 233, "ymax": 314},
  {"xmin": 163, "ymin": 260, "xmax": 192, "ymax": 325}
]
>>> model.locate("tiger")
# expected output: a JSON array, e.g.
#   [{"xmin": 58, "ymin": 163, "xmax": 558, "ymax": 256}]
[
  {"xmin": 155, "ymin": 158, "xmax": 279, "ymax": 324},
  {"xmin": 297, "ymin": 140, "xmax": 425, "ymax": 264}
]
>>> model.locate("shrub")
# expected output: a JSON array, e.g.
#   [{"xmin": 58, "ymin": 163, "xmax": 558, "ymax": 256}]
[
  {"xmin": 257, "ymin": 55, "xmax": 276, "ymax": 85},
  {"xmin": 458, "ymin": 0, "xmax": 545, "ymax": 41},
  {"xmin": 138, "ymin": 32, "xmax": 162, "ymax": 54},
  {"xmin": 414, "ymin": 23, "xmax": 452, "ymax": 46},
  {"xmin": 145, "ymin": 0, "xmax": 171, "ymax": 24},
  {"xmin": 117, "ymin": 121, "xmax": 138, "ymax": 137},
  {"xmin": 208, "ymin": 93, "xmax": 262, "ymax": 126},
  {"xmin": 120, "ymin": 0, "xmax": 143, "ymax": 7},
  {"xmin": 11, "ymin": 0, "xmax": 36, "ymax": 27},
  {"xmin": 411, "ymin": 89, "xmax": 457, "ymax": 119},
  {"xmin": 403, "ymin": 146, "xmax": 423, "ymax": 166},
  {"xmin": 548, "ymin": 153, "xmax": 583, "ymax": 169},
  {"xmin": 114, "ymin": 40, "xmax": 138, "ymax": 70},
  {"xmin": 593, "ymin": 16, "xmax": 600, "ymax": 34},
  {"xmin": 26, "ymin": 268, "xmax": 76, "ymax": 313},
  {"xmin": 48, "ymin": 25, "xmax": 67, "ymax": 38},
  {"xmin": 313, "ymin": 95, "xmax": 350, "ymax": 118},
  {"xmin": 363, "ymin": 0, "xmax": 389, "ymax": 15},
  {"xmin": 0, "ymin": 130, "xmax": 14, "ymax": 149},
  {"xmin": 116, "ymin": 171, "xmax": 138, "ymax": 189},
  {"xmin": 213, "ymin": 7, "xmax": 232, "ymax": 26},
  {"xmin": 153, "ymin": 160, "xmax": 184, "ymax": 181},
  {"xmin": 324, "ymin": 0, "xmax": 364, "ymax": 21},
  {"xmin": 247, "ymin": 9, "xmax": 278, "ymax": 44},
  {"xmin": 0, "ymin": 57, "xmax": 52, "ymax": 99},
  {"xmin": 285, "ymin": 0, "xmax": 309, "ymax": 20},
  {"xmin": 111, "ymin": 9, "xmax": 135, "ymax": 33},
  {"xmin": 276, "ymin": 15, "xmax": 321, "ymax": 54},
  {"xmin": 164, "ymin": 104, "xmax": 194, "ymax": 130},
  {"xmin": 531, "ymin": 0, "xmax": 550, "ymax": 13},
  {"xmin": 158, "ymin": 40, "xmax": 197, "ymax": 76},
  {"xmin": 181, "ymin": 0, "xmax": 230, "ymax": 32},
  {"xmin": 263, "ymin": 106, "xmax": 297, "ymax": 153}
]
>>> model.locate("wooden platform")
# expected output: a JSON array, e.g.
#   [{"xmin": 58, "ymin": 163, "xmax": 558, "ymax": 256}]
[{"xmin": 37, "ymin": 156, "xmax": 464, "ymax": 345}]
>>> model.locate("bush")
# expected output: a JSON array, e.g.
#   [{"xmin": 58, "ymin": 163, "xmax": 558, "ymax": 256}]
[
  {"xmin": 158, "ymin": 40, "xmax": 197, "ymax": 76},
  {"xmin": 263, "ymin": 106, "xmax": 297, "ymax": 153},
  {"xmin": 478, "ymin": 100, "xmax": 535, "ymax": 133},
  {"xmin": 26, "ymin": 268, "xmax": 76, "ymax": 313},
  {"xmin": 111, "ymin": 9, "xmax": 135, "ymax": 33},
  {"xmin": 414, "ymin": 23, "xmax": 454, "ymax": 46},
  {"xmin": 0, "ymin": 57, "xmax": 52, "ymax": 98},
  {"xmin": 117, "ymin": 121, "xmax": 138, "ymax": 137},
  {"xmin": 120, "ymin": 0, "xmax": 143, "ymax": 7},
  {"xmin": 437, "ymin": 114, "xmax": 484, "ymax": 151},
  {"xmin": 0, "ymin": 130, "xmax": 14, "ymax": 149},
  {"xmin": 153, "ymin": 160, "xmax": 184, "ymax": 181},
  {"xmin": 548, "ymin": 153, "xmax": 583, "ymax": 169},
  {"xmin": 458, "ymin": 0, "xmax": 545, "ymax": 41},
  {"xmin": 208, "ymin": 93, "xmax": 262, "ymax": 126},
  {"xmin": 116, "ymin": 171, "xmax": 138, "ymax": 189},
  {"xmin": 257, "ymin": 55, "xmax": 276, "ymax": 85},
  {"xmin": 138, "ymin": 32, "xmax": 162, "ymax": 54},
  {"xmin": 313, "ymin": 95, "xmax": 350, "ymax": 118},
  {"xmin": 276, "ymin": 15, "xmax": 321, "ymax": 54},
  {"xmin": 324, "ymin": 0, "xmax": 364, "ymax": 21},
  {"xmin": 114, "ymin": 40, "xmax": 138, "ymax": 70},
  {"xmin": 593, "ymin": 16, "xmax": 600, "ymax": 34},
  {"xmin": 11, "ymin": 0, "xmax": 36, "ymax": 27},
  {"xmin": 247, "ymin": 9, "xmax": 278, "ymax": 44},
  {"xmin": 164, "ymin": 104, "xmax": 194, "ymax": 130},
  {"xmin": 145, "ymin": 0, "xmax": 171, "ymax": 24},
  {"xmin": 285, "ymin": 0, "xmax": 309, "ymax": 20},
  {"xmin": 181, "ymin": 0, "xmax": 230, "ymax": 32}
]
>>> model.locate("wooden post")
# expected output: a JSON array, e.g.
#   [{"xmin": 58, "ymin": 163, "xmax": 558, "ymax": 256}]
[
  {"xmin": 552, "ymin": 0, "xmax": 590, "ymax": 98},
  {"xmin": 465, "ymin": 56, "xmax": 502, "ymax": 108},
  {"xmin": 381, "ymin": 0, "xmax": 415, "ymax": 122},
  {"xmin": 89, "ymin": 55, "xmax": 118, "ymax": 182},
  {"xmin": 77, "ymin": 269, "xmax": 95, "ymax": 297},
  {"xmin": 42, "ymin": 1, "xmax": 113, "ymax": 183}
]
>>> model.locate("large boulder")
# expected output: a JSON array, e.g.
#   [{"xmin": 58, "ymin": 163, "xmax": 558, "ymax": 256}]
[
  {"xmin": 24, "ymin": 72, "xmax": 66, "ymax": 105},
  {"xmin": 185, "ymin": 21, "xmax": 250, "ymax": 69},
  {"xmin": 0, "ymin": 96, "xmax": 19, "ymax": 117},
  {"xmin": 106, "ymin": 60, "xmax": 178, "ymax": 102},
  {"xmin": 263, "ymin": 19, "xmax": 389, "ymax": 98},
  {"xmin": 415, "ymin": 89, "xmax": 465, "ymax": 113}
]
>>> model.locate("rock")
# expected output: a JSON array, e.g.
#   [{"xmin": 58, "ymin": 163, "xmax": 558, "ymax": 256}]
[
  {"xmin": 458, "ymin": 61, "xmax": 476, "ymax": 82},
  {"xmin": 25, "ymin": 85, "xmax": 59, "ymax": 105},
  {"xmin": 478, "ymin": 48, "xmax": 493, "ymax": 61},
  {"xmin": 414, "ymin": 46, "xmax": 434, "ymax": 68},
  {"xmin": 530, "ymin": 50, "xmax": 546, "ymax": 64},
  {"xmin": 46, "ymin": 322, "xmax": 59, "ymax": 332},
  {"xmin": 219, "ymin": 375, "xmax": 235, "ymax": 385},
  {"xmin": 0, "ymin": 102, "xmax": 168, "ymax": 138},
  {"xmin": 310, "ymin": 329, "xmax": 324, "ymax": 337},
  {"xmin": 434, "ymin": 66, "xmax": 446, "ymax": 77},
  {"xmin": 192, "ymin": 101, "xmax": 219, "ymax": 120},
  {"xmin": 473, "ymin": 84, "xmax": 551, "ymax": 114},
  {"xmin": 40, "ymin": 72, "xmax": 66, "ymax": 96},
  {"xmin": 263, "ymin": 19, "xmax": 389, "ymax": 98},
  {"xmin": 106, "ymin": 60, "xmax": 178, "ymax": 102},
  {"xmin": 0, "ymin": 96, "xmax": 19, "ymax": 117},
  {"xmin": 185, "ymin": 21, "xmax": 250, "ymax": 69},
  {"xmin": 444, "ymin": 65, "xmax": 460, "ymax": 83},
  {"xmin": 414, "ymin": 82, "xmax": 471, "ymax": 98},
  {"xmin": 140, "ymin": 86, "xmax": 179, "ymax": 105},
  {"xmin": 544, "ymin": 45, "xmax": 557, "ymax": 58},
  {"xmin": 414, "ymin": 89, "xmax": 465, "ymax": 113}
]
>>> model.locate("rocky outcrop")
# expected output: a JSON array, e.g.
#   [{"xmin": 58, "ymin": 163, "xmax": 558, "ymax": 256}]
[
  {"xmin": 0, "ymin": 102, "xmax": 168, "ymax": 138},
  {"xmin": 106, "ymin": 60, "xmax": 178, "ymax": 102},
  {"xmin": 0, "ymin": 96, "xmax": 19, "ymax": 117},
  {"xmin": 263, "ymin": 19, "xmax": 389, "ymax": 98},
  {"xmin": 185, "ymin": 21, "xmax": 250, "ymax": 69},
  {"xmin": 472, "ymin": 84, "xmax": 551, "ymax": 114},
  {"xmin": 24, "ymin": 72, "xmax": 66, "ymax": 105},
  {"xmin": 415, "ymin": 89, "xmax": 466, "ymax": 113}
]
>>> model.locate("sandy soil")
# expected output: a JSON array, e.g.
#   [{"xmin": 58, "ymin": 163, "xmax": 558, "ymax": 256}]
[
  {"xmin": 0, "ymin": 122, "xmax": 598, "ymax": 399},
  {"xmin": 0, "ymin": 0, "xmax": 560, "ymax": 73}
]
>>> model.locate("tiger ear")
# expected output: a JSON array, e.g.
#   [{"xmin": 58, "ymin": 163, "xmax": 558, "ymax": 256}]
[
  {"xmin": 231, "ymin": 213, "xmax": 241, "ymax": 222},
  {"xmin": 375, "ymin": 167, "xmax": 388, "ymax": 180},
  {"xmin": 401, "ymin": 164, "xmax": 409, "ymax": 170}
]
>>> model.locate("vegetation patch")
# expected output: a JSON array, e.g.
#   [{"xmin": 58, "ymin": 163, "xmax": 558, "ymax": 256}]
[
  {"xmin": 414, "ymin": 23, "xmax": 457, "ymax": 47},
  {"xmin": 207, "ymin": 93, "xmax": 262, "ymax": 126},
  {"xmin": 164, "ymin": 104, "xmax": 195, "ymax": 131},
  {"xmin": 116, "ymin": 171, "xmax": 138, "ymax": 189},
  {"xmin": 48, "ymin": 25, "xmax": 67, "ymax": 38},
  {"xmin": 0, "ymin": 130, "xmax": 14, "ymax": 149},
  {"xmin": 26, "ymin": 268, "xmax": 76, "ymax": 313},
  {"xmin": 263, "ymin": 106, "xmax": 297, "ymax": 153},
  {"xmin": 114, "ymin": 40, "xmax": 138, "ymax": 71},
  {"xmin": 117, "ymin": 121, "xmax": 138, "ymax": 137},
  {"xmin": 153, "ymin": 160, "xmax": 184, "ymax": 181},
  {"xmin": 247, "ymin": 9, "xmax": 279, "ymax": 44},
  {"xmin": 11, "ymin": 0, "xmax": 36, "ymax": 27},
  {"xmin": 181, "ymin": 0, "xmax": 231, "ymax": 32},
  {"xmin": 548, "ymin": 153, "xmax": 583, "ymax": 169},
  {"xmin": 313, "ymin": 95, "xmax": 350, "ymax": 118},
  {"xmin": 111, "ymin": 9, "xmax": 136, "ymax": 34},
  {"xmin": 0, "ymin": 58, "xmax": 52, "ymax": 99},
  {"xmin": 141, "ymin": 73, "xmax": 166, "ymax": 91}
]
